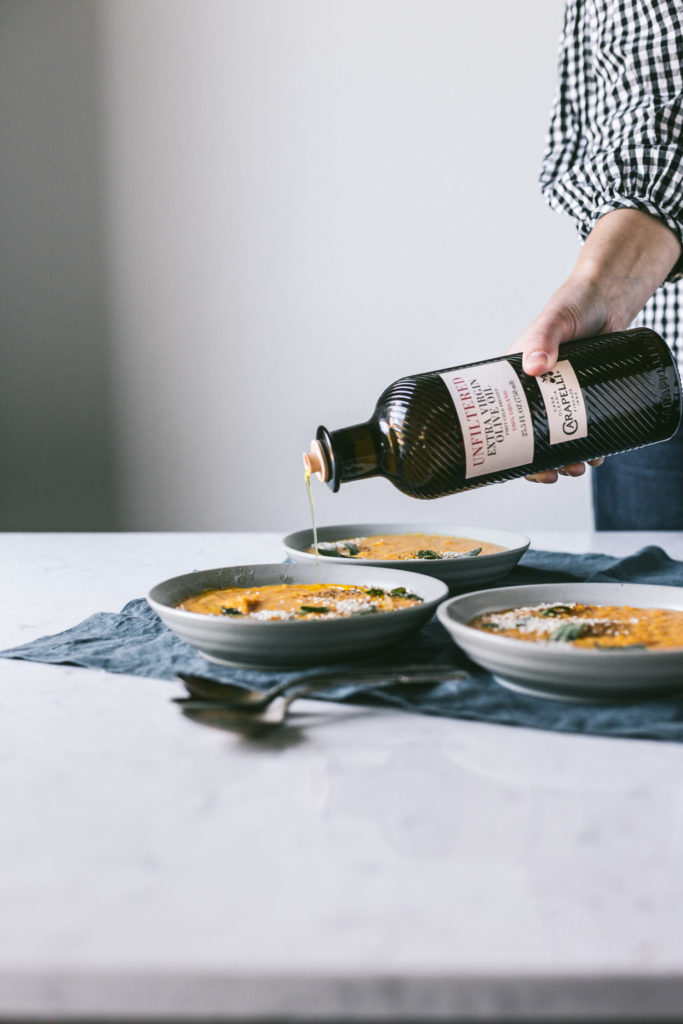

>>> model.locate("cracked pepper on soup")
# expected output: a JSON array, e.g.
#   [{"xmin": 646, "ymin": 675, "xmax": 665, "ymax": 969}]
[
  {"xmin": 307, "ymin": 533, "xmax": 505, "ymax": 561},
  {"xmin": 177, "ymin": 583, "xmax": 423, "ymax": 621},
  {"xmin": 469, "ymin": 602, "xmax": 683, "ymax": 649}
]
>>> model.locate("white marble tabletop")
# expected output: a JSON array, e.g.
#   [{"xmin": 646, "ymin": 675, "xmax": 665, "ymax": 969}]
[{"xmin": 2, "ymin": 531, "xmax": 683, "ymax": 1022}]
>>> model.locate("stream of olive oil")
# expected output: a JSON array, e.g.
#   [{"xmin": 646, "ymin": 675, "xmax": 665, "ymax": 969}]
[{"xmin": 304, "ymin": 467, "xmax": 319, "ymax": 579}]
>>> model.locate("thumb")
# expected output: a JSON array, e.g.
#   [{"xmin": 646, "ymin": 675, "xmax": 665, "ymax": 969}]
[{"xmin": 520, "ymin": 310, "xmax": 575, "ymax": 376}]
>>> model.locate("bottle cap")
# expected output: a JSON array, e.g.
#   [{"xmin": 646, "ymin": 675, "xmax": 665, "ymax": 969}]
[{"xmin": 303, "ymin": 440, "xmax": 328, "ymax": 482}]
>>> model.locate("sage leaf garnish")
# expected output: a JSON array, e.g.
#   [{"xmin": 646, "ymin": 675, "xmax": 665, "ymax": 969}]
[
  {"xmin": 299, "ymin": 605, "xmax": 329, "ymax": 614},
  {"xmin": 540, "ymin": 604, "xmax": 574, "ymax": 617},
  {"xmin": 366, "ymin": 587, "xmax": 385, "ymax": 597},
  {"xmin": 220, "ymin": 607, "xmax": 242, "ymax": 616},
  {"xmin": 318, "ymin": 545, "xmax": 351, "ymax": 558},
  {"xmin": 386, "ymin": 586, "xmax": 421, "ymax": 602},
  {"xmin": 550, "ymin": 622, "xmax": 585, "ymax": 642},
  {"xmin": 317, "ymin": 541, "xmax": 359, "ymax": 558},
  {"xmin": 416, "ymin": 549, "xmax": 441, "ymax": 559}
]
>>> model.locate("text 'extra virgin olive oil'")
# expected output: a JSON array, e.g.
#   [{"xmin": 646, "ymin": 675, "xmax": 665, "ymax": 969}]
[{"xmin": 302, "ymin": 329, "xmax": 681, "ymax": 499}]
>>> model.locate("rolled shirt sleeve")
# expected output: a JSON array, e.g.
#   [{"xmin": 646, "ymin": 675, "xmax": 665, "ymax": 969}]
[{"xmin": 540, "ymin": 0, "xmax": 683, "ymax": 280}]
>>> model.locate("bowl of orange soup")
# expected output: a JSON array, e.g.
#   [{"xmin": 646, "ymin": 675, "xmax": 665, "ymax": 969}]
[
  {"xmin": 282, "ymin": 522, "xmax": 529, "ymax": 590},
  {"xmin": 148, "ymin": 562, "xmax": 448, "ymax": 668},
  {"xmin": 437, "ymin": 582, "xmax": 683, "ymax": 701}
]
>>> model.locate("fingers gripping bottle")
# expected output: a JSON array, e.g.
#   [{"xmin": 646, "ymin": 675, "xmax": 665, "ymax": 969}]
[{"xmin": 303, "ymin": 329, "xmax": 681, "ymax": 499}]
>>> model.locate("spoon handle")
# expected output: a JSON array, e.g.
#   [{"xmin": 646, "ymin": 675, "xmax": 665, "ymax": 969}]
[
  {"xmin": 280, "ymin": 666, "xmax": 463, "ymax": 709},
  {"xmin": 177, "ymin": 672, "xmax": 292, "ymax": 705},
  {"xmin": 177, "ymin": 664, "xmax": 462, "ymax": 710}
]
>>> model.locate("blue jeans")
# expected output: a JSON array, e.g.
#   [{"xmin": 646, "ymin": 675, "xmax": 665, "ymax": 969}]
[{"xmin": 591, "ymin": 421, "xmax": 683, "ymax": 529}]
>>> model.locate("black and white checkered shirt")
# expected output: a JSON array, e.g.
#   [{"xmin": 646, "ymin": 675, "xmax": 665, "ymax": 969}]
[{"xmin": 540, "ymin": 0, "xmax": 683, "ymax": 366}]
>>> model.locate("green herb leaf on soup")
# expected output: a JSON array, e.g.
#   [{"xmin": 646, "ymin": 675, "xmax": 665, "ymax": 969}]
[
  {"xmin": 220, "ymin": 607, "xmax": 242, "ymax": 616},
  {"xmin": 387, "ymin": 586, "xmax": 422, "ymax": 602},
  {"xmin": 299, "ymin": 605, "xmax": 330, "ymax": 614},
  {"xmin": 540, "ymin": 604, "xmax": 574, "ymax": 617},
  {"xmin": 416, "ymin": 549, "xmax": 441, "ymax": 559},
  {"xmin": 366, "ymin": 588, "xmax": 385, "ymax": 597},
  {"xmin": 550, "ymin": 622, "xmax": 585, "ymax": 642}
]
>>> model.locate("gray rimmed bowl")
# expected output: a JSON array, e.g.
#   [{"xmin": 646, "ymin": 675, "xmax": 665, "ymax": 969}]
[
  {"xmin": 437, "ymin": 581, "xmax": 683, "ymax": 702},
  {"xmin": 147, "ymin": 562, "xmax": 449, "ymax": 669},
  {"xmin": 282, "ymin": 522, "xmax": 530, "ymax": 591}
]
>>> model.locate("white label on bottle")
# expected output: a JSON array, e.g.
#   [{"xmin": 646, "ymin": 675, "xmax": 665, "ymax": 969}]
[
  {"xmin": 535, "ymin": 359, "xmax": 588, "ymax": 445},
  {"xmin": 440, "ymin": 361, "xmax": 534, "ymax": 478}
]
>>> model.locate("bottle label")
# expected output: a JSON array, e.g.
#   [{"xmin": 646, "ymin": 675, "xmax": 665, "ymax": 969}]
[
  {"xmin": 535, "ymin": 359, "xmax": 588, "ymax": 445},
  {"xmin": 440, "ymin": 361, "xmax": 534, "ymax": 478}
]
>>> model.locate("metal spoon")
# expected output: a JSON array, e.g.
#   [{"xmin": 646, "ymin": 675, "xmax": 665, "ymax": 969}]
[
  {"xmin": 177, "ymin": 665, "xmax": 460, "ymax": 708},
  {"xmin": 175, "ymin": 665, "xmax": 463, "ymax": 728},
  {"xmin": 176, "ymin": 671, "xmax": 300, "ymax": 709}
]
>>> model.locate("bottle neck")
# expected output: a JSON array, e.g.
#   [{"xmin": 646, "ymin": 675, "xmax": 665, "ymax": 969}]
[{"xmin": 317, "ymin": 422, "xmax": 381, "ymax": 492}]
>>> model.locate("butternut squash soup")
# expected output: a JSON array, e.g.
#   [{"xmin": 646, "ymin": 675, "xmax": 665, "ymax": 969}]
[
  {"xmin": 308, "ymin": 533, "xmax": 505, "ymax": 561},
  {"xmin": 178, "ymin": 583, "xmax": 423, "ymax": 620},
  {"xmin": 469, "ymin": 602, "xmax": 683, "ymax": 649}
]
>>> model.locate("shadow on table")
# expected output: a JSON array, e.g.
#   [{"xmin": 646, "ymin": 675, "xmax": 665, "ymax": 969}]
[{"xmin": 180, "ymin": 704, "xmax": 372, "ymax": 750}]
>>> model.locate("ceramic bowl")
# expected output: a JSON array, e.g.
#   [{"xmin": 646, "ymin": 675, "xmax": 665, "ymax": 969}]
[
  {"xmin": 282, "ymin": 522, "xmax": 530, "ymax": 591},
  {"xmin": 437, "ymin": 581, "xmax": 683, "ymax": 702},
  {"xmin": 147, "ymin": 562, "xmax": 448, "ymax": 669}
]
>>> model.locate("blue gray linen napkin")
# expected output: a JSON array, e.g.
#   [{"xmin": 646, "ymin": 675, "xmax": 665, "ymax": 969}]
[{"xmin": 2, "ymin": 546, "xmax": 683, "ymax": 743}]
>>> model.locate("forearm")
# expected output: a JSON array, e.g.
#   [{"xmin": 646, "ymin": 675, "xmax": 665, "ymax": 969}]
[{"xmin": 571, "ymin": 209, "xmax": 681, "ymax": 330}]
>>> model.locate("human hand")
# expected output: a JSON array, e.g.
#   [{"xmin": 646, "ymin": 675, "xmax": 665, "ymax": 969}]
[
  {"xmin": 509, "ymin": 208, "xmax": 681, "ymax": 483},
  {"xmin": 506, "ymin": 271, "xmax": 611, "ymax": 483}
]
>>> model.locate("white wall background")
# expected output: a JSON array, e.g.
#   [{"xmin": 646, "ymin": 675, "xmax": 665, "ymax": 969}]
[{"xmin": 4, "ymin": 0, "xmax": 594, "ymax": 534}]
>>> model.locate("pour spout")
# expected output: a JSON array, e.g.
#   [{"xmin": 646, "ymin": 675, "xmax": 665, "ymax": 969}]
[{"xmin": 302, "ymin": 440, "xmax": 328, "ymax": 482}]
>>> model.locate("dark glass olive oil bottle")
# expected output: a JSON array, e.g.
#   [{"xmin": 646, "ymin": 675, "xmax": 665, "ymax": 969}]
[{"xmin": 303, "ymin": 328, "xmax": 681, "ymax": 498}]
